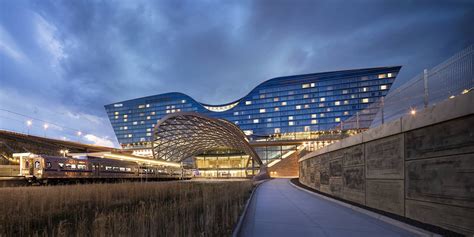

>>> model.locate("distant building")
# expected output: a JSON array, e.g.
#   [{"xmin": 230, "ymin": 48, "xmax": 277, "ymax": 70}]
[{"xmin": 105, "ymin": 66, "xmax": 401, "ymax": 177}]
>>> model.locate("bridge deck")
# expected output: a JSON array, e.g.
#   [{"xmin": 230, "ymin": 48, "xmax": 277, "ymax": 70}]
[{"xmin": 239, "ymin": 179, "xmax": 420, "ymax": 237}]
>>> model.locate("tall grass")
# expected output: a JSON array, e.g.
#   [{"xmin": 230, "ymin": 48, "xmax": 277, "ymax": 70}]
[{"xmin": 0, "ymin": 181, "xmax": 252, "ymax": 236}]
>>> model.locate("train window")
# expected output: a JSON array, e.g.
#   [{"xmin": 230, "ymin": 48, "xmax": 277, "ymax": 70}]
[
  {"xmin": 126, "ymin": 168, "xmax": 131, "ymax": 172},
  {"xmin": 105, "ymin": 166, "xmax": 112, "ymax": 171},
  {"xmin": 77, "ymin": 164, "xmax": 87, "ymax": 170},
  {"xmin": 65, "ymin": 164, "xmax": 72, "ymax": 169},
  {"xmin": 119, "ymin": 167, "xmax": 125, "ymax": 172},
  {"xmin": 46, "ymin": 162, "xmax": 52, "ymax": 168},
  {"xmin": 113, "ymin": 167, "xmax": 119, "ymax": 171},
  {"xmin": 34, "ymin": 161, "xmax": 40, "ymax": 169},
  {"xmin": 58, "ymin": 163, "xmax": 64, "ymax": 168},
  {"xmin": 71, "ymin": 164, "xmax": 77, "ymax": 169}
]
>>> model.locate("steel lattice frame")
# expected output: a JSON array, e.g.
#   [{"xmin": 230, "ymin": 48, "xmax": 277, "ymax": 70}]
[{"xmin": 152, "ymin": 112, "xmax": 263, "ymax": 166}]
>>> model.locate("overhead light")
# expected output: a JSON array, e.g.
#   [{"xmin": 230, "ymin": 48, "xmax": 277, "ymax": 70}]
[
  {"xmin": 410, "ymin": 109, "xmax": 416, "ymax": 115},
  {"xmin": 43, "ymin": 123, "xmax": 49, "ymax": 129},
  {"xmin": 26, "ymin": 120, "xmax": 32, "ymax": 126}
]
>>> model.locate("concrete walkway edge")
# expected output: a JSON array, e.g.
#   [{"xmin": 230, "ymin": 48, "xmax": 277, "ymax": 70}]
[{"xmin": 288, "ymin": 180, "xmax": 440, "ymax": 237}]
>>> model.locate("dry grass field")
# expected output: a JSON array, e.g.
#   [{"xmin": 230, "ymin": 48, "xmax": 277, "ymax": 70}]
[{"xmin": 0, "ymin": 180, "xmax": 252, "ymax": 236}]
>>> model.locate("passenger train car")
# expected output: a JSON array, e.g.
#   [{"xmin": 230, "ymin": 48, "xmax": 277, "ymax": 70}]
[{"xmin": 18, "ymin": 154, "xmax": 192, "ymax": 184}]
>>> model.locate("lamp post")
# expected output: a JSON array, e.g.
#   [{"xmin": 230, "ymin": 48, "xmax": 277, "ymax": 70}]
[
  {"xmin": 43, "ymin": 123, "xmax": 49, "ymax": 137},
  {"xmin": 77, "ymin": 131, "xmax": 82, "ymax": 142},
  {"xmin": 26, "ymin": 120, "xmax": 32, "ymax": 135}
]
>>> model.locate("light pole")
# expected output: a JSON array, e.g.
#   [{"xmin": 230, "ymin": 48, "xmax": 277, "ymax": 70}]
[
  {"xmin": 43, "ymin": 123, "xmax": 49, "ymax": 137},
  {"xmin": 77, "ymin": 131, "xmax": 82, "ymax": 142},
  {"xmin": 26, "ymin": 120, "xmax": 32, "ymax": 135}
]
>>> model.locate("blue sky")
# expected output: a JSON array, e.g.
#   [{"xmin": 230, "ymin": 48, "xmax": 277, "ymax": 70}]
[{"xmin": 0, "ymin": 0, "xmax": 473, "ymax": 147}]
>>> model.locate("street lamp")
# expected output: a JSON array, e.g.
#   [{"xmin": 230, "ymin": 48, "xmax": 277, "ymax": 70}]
[
  {"xmin": 43, "ymin": 123, "xmax": 49, "ymax": 137},
  {"xmin": 26, "ymin": 120, "xmax": 32, "ymax": 135},
  {"xmin": 410, "ymin": 109, "xmax": 416, "ymax": 116}
]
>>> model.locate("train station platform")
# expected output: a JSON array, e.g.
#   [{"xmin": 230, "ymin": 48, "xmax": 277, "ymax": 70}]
[{"xmin": 238, "ymin": 179, "xmax": 430, "ymax": 237}]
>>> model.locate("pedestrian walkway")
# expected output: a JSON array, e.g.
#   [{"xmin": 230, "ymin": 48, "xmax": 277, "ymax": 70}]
[{"xmin": 238, "ymin": 178, "xmax": 422, "ymax": 237}]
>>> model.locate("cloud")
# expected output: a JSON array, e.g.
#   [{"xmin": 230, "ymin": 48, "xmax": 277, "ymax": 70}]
[{"xmin": 83, "ymin": 134, "xmax": 115, "ymax": 147}]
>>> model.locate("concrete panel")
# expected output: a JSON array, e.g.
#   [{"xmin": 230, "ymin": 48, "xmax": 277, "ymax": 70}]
[
  {"xmin": 362, "ymin": 118, "xmax": 402, "ymax": 143},
  {"xmin": 340, "ymin": 133, "xmax": 363, "ymax": 149},
  {"xmin": 406, "ymin": 154, "xmax": 474, "ymax": 208},
  {"xmin": 402, "ymin": 91, "xmax": 474, "ymax": 132},
  {"xmin": 366, "ymin": 180, "xmax": 404, "ymax": 216},
  {"xmin": 310, "ymin": 158, "xmax": 321, "ymax": 189},
  {"xmin": 329, "ymin": 177, "xmax": 342, "ymax": 197},
  {"xmin": 343, "ymin": 166, "xmax": 365, "ymax": 204},
  {"xmin": 365, "ymin": 134, "xmax": 404, "ymax": 179},
  {"xmin": 329, "ymin": 159, "xmax": 342, "ymax": 177},
  {"xmin": 343, "ymin": 144, "xmax": 364, "ymax": 167},
  {"xmin": 405, "ymin": 199, "xmax": 474, "ymax": 236},
  {"xmin": 405, "ymin": 115, "xmax": 474, "ymax": 160},
  {"xmin": 320, "ymin": 184, "xmax": 330, "ymax": 194}
]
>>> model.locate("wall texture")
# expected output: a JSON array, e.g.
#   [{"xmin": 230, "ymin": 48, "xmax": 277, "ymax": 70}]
[{"xmin": 299, "ymin": 92, "xmax": 474, "ymax": 235}]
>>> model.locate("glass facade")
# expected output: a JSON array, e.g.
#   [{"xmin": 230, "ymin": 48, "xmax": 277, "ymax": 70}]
[{"xmin": 105, "ymin": 66, "xmax": 401, "ymax": 147}]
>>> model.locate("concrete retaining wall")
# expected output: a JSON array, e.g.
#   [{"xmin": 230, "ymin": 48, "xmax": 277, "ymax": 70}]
[{"xmin": 299, "ymin": 92, "xmax": 474, "ymax": 235}]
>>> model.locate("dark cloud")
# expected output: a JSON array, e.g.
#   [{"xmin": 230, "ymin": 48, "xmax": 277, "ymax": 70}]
[{"xmin": 0, "ymin": 0, "xmax": 473, "ymax": 146}]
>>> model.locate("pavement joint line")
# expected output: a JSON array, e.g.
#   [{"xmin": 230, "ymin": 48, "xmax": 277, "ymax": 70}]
[
  {"xmin": 288, "ymin": 180, "xmax": 442, "ymax": 237},
  {"xmin": 232, "ymin": 179, "xmax": 270, "ymax": 237}
]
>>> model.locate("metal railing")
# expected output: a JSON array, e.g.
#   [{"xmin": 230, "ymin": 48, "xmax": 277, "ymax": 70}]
[{"xmin": 342, "ymin": 44, "xmax": 474, "ymax": 129}]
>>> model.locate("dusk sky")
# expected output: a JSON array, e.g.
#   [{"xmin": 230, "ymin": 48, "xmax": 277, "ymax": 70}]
[{"xmin": 0, "ymin": 0, "xmax": 473, "ymax": 147}]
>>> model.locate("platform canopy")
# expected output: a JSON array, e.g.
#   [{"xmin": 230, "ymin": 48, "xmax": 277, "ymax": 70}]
[{"xmin": 152, "ymin": 112, "xmax": 263, "ymax": 166}]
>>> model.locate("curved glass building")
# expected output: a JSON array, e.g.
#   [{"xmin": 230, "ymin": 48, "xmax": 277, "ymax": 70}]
[{"xmin": 105, "ymin": 66, "xmax": 400, "ymax": 147}]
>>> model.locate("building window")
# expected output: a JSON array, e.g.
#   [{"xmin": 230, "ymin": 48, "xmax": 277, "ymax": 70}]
[
  {"xmin": 259, "ymin": 108, "xmax": 266, "ymax": 113},
  {"xmin": 311, "ymin": 119, "xmax": 318, "ymax": 124},
  {"xmin": 124, "ymin": 126, "xmax": 128, "ymax": 130},
  {"xmin": 311, "ymin": 114, "xmax": 317, "ymax": 118},
  {"xmin": 344, "ymin": 111, "xmax": 349, "ymax": 115},
  {"xmin": 234, "ymin": 111, "xmax": 239, "ymax": 115},
  {"xmin": 244, "ymin": 130, "xmax": 253, "ymax": 135},
  {"xmin": 123, "ymin": 119, "xmax": 128, "ymax": 122},
  {"xmin": 245, "ymin": 101, "xmax": 252, "ymax": 105},
  {"xmin": 138, "ymin": 105, "xmax": 145, "ymax": 109},
  {"xmin": 260, "ymin": 94, "xmax": 266, "ymax": 99},
  {"xmin": 128, "ymin": 134, "xmax": 133, "ymax": 138},
  {"xmin": 166, "ymin": 110, "xmax": 170, "ymax": 114},
  {"xmin": 362, "ymin": 87, "xmax": 368, "ymax": 92},
  {"xmin": 274, "ymin": 107, "xmax": 280, "ymax": 111},
  {"xmin": 146, "ymin": 116, "xmax": 151, "ymax": 120},
  {"xmin": 326, "ymin": 108, "xmax": 331, "ymax": 112},
  {"xmin": 303, "ymin": 94, "xmax": 309, "ymax": 99},
  {"xmin": 253, "ymin": 119, "xmax": 259, "ymax": 123},
  {"xmin": 344, "ymin": 100, "xmax": 349, "ymax": 105},
  {"xmin": 267, "ymin": 118, "xmax": 272, "ymax": 122},
  {"xmin": 388, "ymin": 73, "xmax": 395, "ymax": 77},
  {"xmin": 310, "ymin": 83, "xmax": 316, "ymax": 87},
  {"xmin": 320, "ymin": 113, "xmax": 325, "ymax": 117},
  {"xmin": 362, "ymin": 98, "xmax": 369, "ymax": 103},
  {"xmin": 335, "ymin": 117, "xmax": 341, "ymax": 122},
  {"xmin": 320, "ymin": 97, "xmax": 326, "ymax": 102},
  {"xmin": 295, "ymin": 105, "xmax": 301, "ymax": 110},
  {"xmin": 335, "ymin": 101, "xmax": 340, "ymax": 106},
  {"xmin": 146, "ymin": 128, "xmax": 151, "ymax": 132},
  {"xmin": 304, "ymin": 126, "xmax": 311, "ymax": 132},
  {"xmin": 133, "ymin": 121, "xmax": 138, "ymax": 125},
  {"xmin": 302, "ymin": 83, "xmax": 310, "ymax": 88},
  {"xmin": 151, "ymin": 111, "xmax": 156, "ymax": 115},
  {"xmin": 146, "ymin": 133, "xmax": 151, "ymax": 136},
  {"xmin": 181, "ymin": 100, "xmax": 186, "ymax": 103},
  {"xmin": 114, "ymin": 111, "xmax": 119, "ymax": 115},
  {"xmin": 235, "ymin": 121, "xmax": 239, "ymax": 124},
  {"xmin": 274, "ymin": 128, "xmax": 281, "ymax": 133},
  {"xmin": 342, "ymin": 90, "xmax": 348, "ymax": 94},
  {"xmin": 146, "ymin": 104, "xmax": 150, "ymax": 108},
  {"xmin": 114, "ymin": 116, "xmax": 119, "ymax": 119},
  {"xmin": 288, "ymin": 121, "xmax": 294, "ymax": 126},
  {"xmin": 378, "ymin": 74, "xmax": 387, "ymax": 79},
  {"xmin": 123, "ymin": 114, "xmax": 128, "ymax": 118},
  {"xmin": 273, "ymin": 97, "xmax": 279, "ymax": 102},
  {"xmin": 288, "ymin": 116, "xmax": 294, "ymax": 120},
  {"xmin": 380, "ymin": 85, "xmax": 388, "ymax": 90},
  {"xmin": 281, "ymin": 101, "xmax": 287, "ymax": 106},
  {"xmin": 114, "ymin": 103, "xmax": 123, "ymax": 107}
]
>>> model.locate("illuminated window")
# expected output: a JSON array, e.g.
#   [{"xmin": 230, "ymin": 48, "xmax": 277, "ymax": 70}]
[
  {"xmin": 253, "ymin": 119, "xmax": 259, "ymax": 123},
  {"xmin": 114, "ymin": 104, "xmax": 123, "ymax": 107},
  {"xmin": 123, "ymin": 119, "xmax": 128, "ymax": 122},
  {"xmin": 320, "ymin": 98, "xmax": 326, "ymax": 102},
  {"xmin": 181, "ymin": 100, "xmax": 186, "ymax": 103},
  {"xmin": 260, "ymin": 94, "xmax": 266, "ymax": 99},
  {"xmin": 235, "ymin": 121, "xmax": 239, "ymax": 124},
  {"xmin": 274, "ymin": 128, "xmax": 281, "ymax": 133},
  {"xmin": 344, "ymin": 100, "xmax": 349, "ymax": 104},
  {"xmin": 302, "ymin": 83, "xmax": 310, "ymax": 88},
  {"xmin": 281, "ymin": 101, "xmax": 287, "ymax": 106},
  {"xmin": 146, "ymin": 104, "xmax": 150, "ymax": 108},
  {"xmin": 335, "ymin": 117, "xmax": 341, "ymax": 122},
  {"xmin": 351, "ymin": 94, "xmax": 357, "ymax": 99},
  {"xmin": 319, "ymin": 103, "xmax": 325, "ymax": 107},
  {"xmin": 114, "ymin": 112, "xmax": 119, "ymax": 115},
  {"xmin": 146, "ymin": 128, "xmax": 151, "ymax": 132},
  {"xmin": 320, "ymin": 113, "xmax": 325, "ymax": 117},
  {"xmin": 311, "ymin": 119, "xmax": 318, "ymax": 124},
  {"xmin": 133, "ymin": 121, "xmax": 138, "ymax": 125},
  {"xmin": 288, "ymin": 116, "xmax": 294, "ymax": 120},
  {"xmin": 245, "ymin": 101, "xmax": 252, "ymax": 105},
  {"xmin": 124, "ymin": 126, "xmax": 128, "ymax": 130},
  {"xmin": 380, "ymin": 85, "xmax": 388, "ymax": 90},
  {"xmin": 362, "ymin": 98, "xmax": 369, "ymax": 103},
  {"xmin": 234, "ymin": 111, "xmax": 239, "ymax": 115},
  {"xmin": 304, "ymin": 126, "xmax": 311, "ymax": 132},
  {"xmin": 273, "ymin": 97, "xmax": 279, "ymax": 102},
  {"xmin": 335, "ymin": 101, "xmax": 340, "ymax": 106},
  {"xmin": 311, "ymin": 114, "xmax": 317, "ymax": 118},
  {"xmin": 114, "ymin": 116, "xmax": 119, "ymax": 119},
  {"xmin": 244, "ymin": 130, "xmax": 253, "ymax": 135},
  {"xmin": 344, "ymin": 111, "xmax": 349, "ymax": 115},
  {"xmin": 362, "ymin": 87, "xmax": 368, "ymax": 92},
  {"xmin": 128, "ymin": 134, "xmax": 133, "ymax": 138},
  {"xmin": 342, "ymin": 90, "xmax": 348, "ymax": 94},
  {"xmin": 295, "ymin": 105, "xmax": 302, "ymax": 110},
  {"xmin": 124, "ymin": 115, "xmax": 129, "ymax": 118},
  {"xmin": 310, "ymin": 83, "xmax": 316, "ymax": 87},
  {"xmin": 267, "ymin": 118, "xmax": 272, "ymax": 122},
  {"xmin": 303, "ymin": 94, "xmax": 309, "ymax": 99},
  {"xmin": 146, "ymin": 133, "xmax": 152, "ymax": 136},
  {"xmin": 259, "ymin": 109, "xmax": 266, "ymax": 113},
  {"xmin": 288, "ymin": 121, "xmax": 295, "ymax": 126},
  {"xmin": 166, "ymin": 110, "xmax": 170, "ymax": 114},
  {"xmin": 146, "ymin": 116, "xmax": 151, "ymax": 120},
  {"xmin": 274, "ymin": 107, "xmax": 280, "ymax": 111},
  {"xmin": 151, "ymin": 111, "xmax": 156, "ymax": 115},
  {"xmin": 378, "ymin": 74, "xmax": 387, "ymax": 79},
  {"xmin": 326, "ymin": 108, "xmax": 331, "ymax": 112},
  {"xmin": 311, "ymin": 99, "xmax": 317, "ymax": 103},
  {"xmin": 138, "ymin": 105, "xmax": 145, "ymax": 109},
  {"xmin": 388, "ymin": 73, "xmax": 395, "ymax": 77}
]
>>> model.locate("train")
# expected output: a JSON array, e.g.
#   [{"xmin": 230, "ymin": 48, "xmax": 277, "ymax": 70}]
[{"xmin": 18, "ymin": 153, "xmax": 193, "ymax": 184}]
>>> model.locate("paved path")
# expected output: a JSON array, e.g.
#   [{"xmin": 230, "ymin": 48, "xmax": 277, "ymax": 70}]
[{"xmin": 239, "ymin": 178, "xmax": 420, "ymax": 237}]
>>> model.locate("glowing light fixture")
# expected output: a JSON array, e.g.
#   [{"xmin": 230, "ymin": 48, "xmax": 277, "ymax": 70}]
[{"xmin": 410, "ymin": 109, "xmax": 416, "ymax": 115}]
